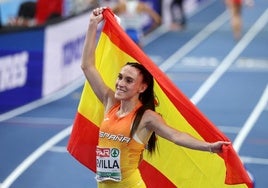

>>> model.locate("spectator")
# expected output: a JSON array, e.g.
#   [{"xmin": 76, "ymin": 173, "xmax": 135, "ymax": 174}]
[
  {"xmin": 170, "ymin": 0, "xmax": 186, "ymax": 30},
  {"xmin": 8, "ymin": 1, "xmax": 36, "ymax": 27},
  {"xmin": 225, "ymin": 0, "xmax": 254, "ymax": 40},
  {"xmin": 100, "ymin": 0, "xmax": 161, "ymax": 47},
  {"xmin": 35, "ymin": 0, "xmax": 63, "ymax": 25}
]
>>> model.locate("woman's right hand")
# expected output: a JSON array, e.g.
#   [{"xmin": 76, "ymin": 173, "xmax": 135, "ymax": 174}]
[{"xmin": 90, "ymin": 7, "xmax": 106, "ymax": 24}]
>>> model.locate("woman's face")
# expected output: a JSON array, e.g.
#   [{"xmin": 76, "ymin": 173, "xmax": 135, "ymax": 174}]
[{"xmin": 115, "ymin": 65, "xmax": 147, "ymax": 100}]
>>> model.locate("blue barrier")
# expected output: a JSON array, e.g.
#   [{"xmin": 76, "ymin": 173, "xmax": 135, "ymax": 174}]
[{"xmin": 0, "ymin": 28, "xmax": 44, "ymax": 113}]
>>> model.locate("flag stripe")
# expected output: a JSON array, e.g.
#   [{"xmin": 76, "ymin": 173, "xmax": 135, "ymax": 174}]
[
  {"xmin": 139, "ymin": 161, "xmax": 177, "ymax": 188},
  {"xmin": 67, "ymin": 112, "xmax": 98, "ymax": 172}
]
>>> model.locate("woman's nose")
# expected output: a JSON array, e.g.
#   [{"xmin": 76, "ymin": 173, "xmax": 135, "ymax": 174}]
[{"xmin": 117, "ymin": 79, "xmax": 125, "ymax": 86}]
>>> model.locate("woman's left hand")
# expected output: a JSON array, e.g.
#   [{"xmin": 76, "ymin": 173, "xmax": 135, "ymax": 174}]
[{"xmin": 210, "ymin": 141, "xmax": 231, "ymax": 153}]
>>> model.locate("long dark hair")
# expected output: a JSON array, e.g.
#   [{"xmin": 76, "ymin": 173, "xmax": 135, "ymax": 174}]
[{"xmin": 126, "ymin": 62, "xmax": 157, "ymax": 153}]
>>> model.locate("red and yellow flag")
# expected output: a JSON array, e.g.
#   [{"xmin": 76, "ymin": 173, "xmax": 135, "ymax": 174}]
[{"xmin": 67, "ymin": 8, "xmax": 253, "ymax": 188}]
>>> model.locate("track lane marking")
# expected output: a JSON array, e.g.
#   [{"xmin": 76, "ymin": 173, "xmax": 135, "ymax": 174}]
[
  {"xmin": 0, "ymin": 77, "xmax": 85, "ymax": 122},
  {"xmin": 241, "ymin": 156, "xmax": 268, "ymax": 165},
  {"xmin": 159, "ymin": 11, "xmax": 229, "ymax": 72},
  {"xmin": 233, "ymin": 85, "xmax": 268, "ymax": 153},
  {"xmin": 1, "ymin": 126, "xmax": 72, "ymax": 188},
  {"xmin": 191, "ymin": 9, "xmax": 268, "ymax": 104}
]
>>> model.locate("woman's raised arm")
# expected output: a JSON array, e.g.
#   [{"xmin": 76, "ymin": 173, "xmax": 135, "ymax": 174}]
[{"xmin": 81, "ymin": 7, "xmax": 116, "ymax": 109}]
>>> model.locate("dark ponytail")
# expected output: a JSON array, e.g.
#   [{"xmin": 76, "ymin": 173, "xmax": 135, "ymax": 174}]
[{"xmin": 126, "ymin": 62, "xmax": 157, "ymax": 153}]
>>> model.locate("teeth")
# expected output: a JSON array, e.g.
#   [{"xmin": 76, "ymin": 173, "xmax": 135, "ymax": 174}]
[{"xmin": 117, "ymin": 88, "xmax": 125, "ymax": 92}]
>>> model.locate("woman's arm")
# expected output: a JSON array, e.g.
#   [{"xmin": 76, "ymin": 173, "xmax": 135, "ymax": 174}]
[
  {"xmin": 81, "ymin": 7, "xmax": 116, "ymax": 109},
  {"xmin": 144, "ymin": 110, "xmax": 230, "ymax": 153}
]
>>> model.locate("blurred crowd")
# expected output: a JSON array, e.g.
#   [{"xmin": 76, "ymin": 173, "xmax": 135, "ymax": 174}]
[
  {"xmin": 3, "ymin": 0, "xmax": 97, "ymax": 27},
  {"xmin": 0, "ymin": 0, "xmax": 255, "ymax": 41},
  {"xmin": 0, "ymin": 0, "xmax": 164, "ymax": 45},
  {"xmin": 0, "ymin": 0, "xmax": 190, "ymax": 33}
]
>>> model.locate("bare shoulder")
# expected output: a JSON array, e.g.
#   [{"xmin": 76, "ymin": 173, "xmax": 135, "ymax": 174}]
[
  {"xmin": 143, "ymin": 109, "xmax": 158, "ymax": 119},
  {"xmin": 141, "ymin": 109, "xmax": 165, "ymax": 128}
]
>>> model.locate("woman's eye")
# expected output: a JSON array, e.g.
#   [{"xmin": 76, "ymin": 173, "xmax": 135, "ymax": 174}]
[{"xmin": 126, "ymin": 78, "xmax": 133, "ymax": 83}]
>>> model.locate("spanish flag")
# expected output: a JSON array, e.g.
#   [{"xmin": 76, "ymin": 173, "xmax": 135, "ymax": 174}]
[{"xmin": 67, "ymin": 8, "xmax": 253, "ymax": 188}]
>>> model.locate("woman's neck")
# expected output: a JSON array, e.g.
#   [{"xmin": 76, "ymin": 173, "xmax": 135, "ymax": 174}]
[{"xmin": 117, "ymin": 100, "xmax": 141, "ymax": 117}]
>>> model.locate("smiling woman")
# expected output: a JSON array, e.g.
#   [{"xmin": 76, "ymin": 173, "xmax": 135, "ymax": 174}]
[{"xmin": 78, "ymin": 7, "xmax": 231, "ymax": 188}]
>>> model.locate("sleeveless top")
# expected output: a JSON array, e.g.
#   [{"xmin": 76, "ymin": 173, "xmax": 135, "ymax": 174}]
[{"xmin": 97, "ymin": 102, "xmax": 145, "ymax": 181}]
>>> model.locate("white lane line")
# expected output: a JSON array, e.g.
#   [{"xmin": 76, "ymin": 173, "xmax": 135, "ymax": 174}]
[
  {"xmin": 233, "ymin": 85, "xmax": 268, "ymax": 153},
  {"xmin": 191, "ymin": 9, "xmax": 268, "ymax": 104},
  {"xmin": 218, "ymin": 126, "xmax": 241, "ymax": 134},
  {"xmin": 142, "ymin": 0, "xmax": 217, "ymax": 46},
  {"xmin": 241, "ymin": 156, "xmax": 268, "ymax": 165},
  {"xmin": 143, "ymin": 25, "xmax": 169, "ymax": 46},
  {"xmin": 48, "ymin": 146, "xmax": 68, "ymax": 153},
  {"xmin": 1, "ymin": 126, "xmax": 72, "ymax": 188},
  {"xmin": 159, "ymin": 10, "xmax": 229, "ymax": 72},
  {"xmin": 0, "ymin": 77, "xmax": 85, "ymax": 122},
  {"xmin": 7, "ymin": 117, "xmax": 74, "ymax": 125}
]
